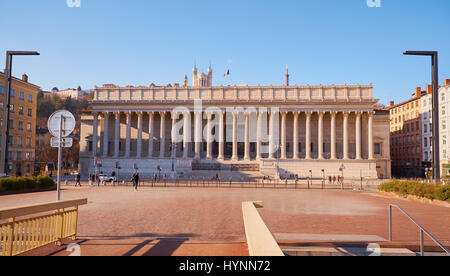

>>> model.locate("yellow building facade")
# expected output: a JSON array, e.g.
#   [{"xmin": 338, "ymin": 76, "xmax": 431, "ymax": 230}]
[{"xmin": 0, "ymin": 73, "xmax": 39, "ymax": 176}]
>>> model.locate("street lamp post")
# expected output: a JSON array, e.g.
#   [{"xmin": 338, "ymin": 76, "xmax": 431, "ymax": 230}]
[
  {"xmin": 1, "ymin": 51, "xmax": 40, "ymax": 175},
  {"xmin": 404, "ymin": 51, "xmax": 440, "ymax": 183}
]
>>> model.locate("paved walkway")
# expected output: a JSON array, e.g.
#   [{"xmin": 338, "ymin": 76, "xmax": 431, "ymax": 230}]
[{"xmin": 1, "ymin": 184, "xmax": 449, "ymax": 255}]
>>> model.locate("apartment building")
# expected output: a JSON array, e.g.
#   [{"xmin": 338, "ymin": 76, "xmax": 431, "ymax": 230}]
[
  {"xmin": 0, "ymin": 73, "xmax": 39, "ymax": 176},
  {"xmin": 388, "ymin": 87, "xmax": 423, "ymax": 178}
]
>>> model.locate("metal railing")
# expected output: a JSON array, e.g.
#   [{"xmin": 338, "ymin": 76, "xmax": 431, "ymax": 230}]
[
  {"xmin": 0, "ymin": 199, "xmax": 88, "ymax": 256},
  {"xmin": 389, "ymin": 204, "xmax": 450, "ymax": 256}
]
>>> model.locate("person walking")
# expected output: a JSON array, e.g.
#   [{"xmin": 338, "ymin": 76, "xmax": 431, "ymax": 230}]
[
  {"xmin": 132, "ymin": 171, "xmax": 140, "ymax": 191},
  {"xmin": 75, "ymin": 173, "xmax": 81, "ymax": 187}
]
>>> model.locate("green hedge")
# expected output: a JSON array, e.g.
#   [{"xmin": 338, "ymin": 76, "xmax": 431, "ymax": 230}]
[
  {"xmin": 0, "ymin": 176, "xmax": 55, "ymax": 193},
  {"xmin": 379, "ymin": 179, "xmax": 450, "ymax": 202}
]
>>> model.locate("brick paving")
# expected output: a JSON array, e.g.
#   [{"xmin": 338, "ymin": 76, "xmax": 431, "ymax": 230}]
[{"xmin": 1, "ymin": 184, "xmax": 449, "ymax": 256}]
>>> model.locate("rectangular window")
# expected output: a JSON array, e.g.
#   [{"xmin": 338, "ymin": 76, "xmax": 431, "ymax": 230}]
[
  {"xmin": 18, "ymin": 121, "xmax": 24, "ymax": 131},
  {"xmin": 17, "ymin": 136, "xmax": 23, "ymax": 147},
  {"xmin": 27, "ymin": 108, "xmax": 32, "ymax": 117},
  {"xmin": 28, "ymin": 95, "xmax": 33, "ymax": 103},
  {"xmin": 9, "ymin": 119, "xmax": 14, "ymax": 130},
  {"xmin": 19, "ymin": 106, "xmax": 24, "ymax": 115},
  {"xmin": 10, "ymin": 104, "xmax": 15, "ymax": 113},
  {"xmin": 27, "ymin": 122, "xmax": 32, "ymax": 132},
  {"xmin": 26, "ymin": 137, "xmax": 32, "ymax": 147},
  {"xmin": 0, "ymin": 86, "xmax": 4, "ymax": 94},
  {"xmin": 375, "ymin": 143, "xmax": 382, "ymax": 155},
  {"xmin": 19, "ymin": 91, "xmax": 25, "ymax": 100},
  {"xmin": 10, "ymin": 89, "xmax": 15, "ymax": 98}
]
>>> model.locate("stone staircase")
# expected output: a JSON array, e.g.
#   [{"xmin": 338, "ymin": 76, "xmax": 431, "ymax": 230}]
[{"xmin": 275, "ymin": 233, "xmax": 418, "ymax": 256}]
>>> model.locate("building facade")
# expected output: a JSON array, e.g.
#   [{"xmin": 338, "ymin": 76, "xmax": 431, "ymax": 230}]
[
  {"xmin": 388, "ymin": 88, "xmax": 424, "ymax": 178},
  {"xmin": 79, "ymin": 67, "xmax": 391, "ymax": 180},
  {"xmin": 0, "ymin": 73, "xmax": 39, "ymax": 176},
  {"xmin": 437, "ymin": 80, "xmax": 450, "ymax": 175}
]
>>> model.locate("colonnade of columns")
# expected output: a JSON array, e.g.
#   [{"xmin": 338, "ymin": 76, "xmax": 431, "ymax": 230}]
[{"xmin": 91, "ymin": 110, "xmax": 375, "ymax": 161}]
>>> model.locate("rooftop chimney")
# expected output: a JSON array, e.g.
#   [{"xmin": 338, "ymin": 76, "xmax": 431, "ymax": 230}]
[
  {"xmin": 445, "ymin": 79, "xmax": 450, "ymax": 86},
  {"xmin": 427, "ymin": 85, "xmax": 432, "ymax": 94},
  {"xmin": 415, "ymin": 87, "xmax": 421, "ymax": 98},
  {"xmin": 388, "ymin": 101, "xmax": 395, "ymax": 107},
  {"xmin": 22, "ymin": 74, "xmax": 28, "ymax": 82}
]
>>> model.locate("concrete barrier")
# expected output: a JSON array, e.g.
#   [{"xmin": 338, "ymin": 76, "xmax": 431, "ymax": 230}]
[{"xmin": 242, "ymin": 201, "xmax": 284, "ymax": 256}]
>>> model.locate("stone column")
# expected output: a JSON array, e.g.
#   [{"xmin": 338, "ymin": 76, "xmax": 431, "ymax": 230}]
[
  {"xmin": 194, "ymin": 112, "xmax": 202, "ymax": 159},
  {"xmin": 218, "ymin": 111, "xmax": 225, "ymax": 160},
  {"xmin": 331, "ymin": 112, "xmax": 337, "ymax": 160},
  {"xmin": 293, "ymin": 112, "xmax": 299, "ymax": 159},
  {"xmin": 281, "ymin": 112, "xmax": 287, "ymax": 159},
  {"xmin": 137, "ymin": 112, "xmax": 143, "ymax": 158},
  {"xmin": 148, "ymin": 112, "xmax": 154, "ymax": 158},
  {"xmin": 318, "ymin": 112, "xmax": 324, "ymax": 160},
  {"xmin": 125, "ymin": 112, "xmax": 131, "ymax": 158},
  {"xmin": 256, "ymin": 111, "xmax": 262, "ymax": 160},
  {"xmin": 206, "ymin": 112, "xmax": 213, "ymax": 159},
  {"xmin": 356, "ymin": 112, "xmax": 362, "ymax": 160},
  {"xmin": 92, "ymin": 112, "xmax": 99, "ymax": 157},
  {"xmin": 368, "ymin": 112, "xmax": 374, "ymax": 160},
  {"xmin": 244, "ymin": 112, "xmax": 250, "ymax": 161},
  {"xmin": 232, "ymin": 111, "xmax": 239, "ymax": 161},
  {"xmin": 183, "ymin": 112, "xmax": 191, "ymax": 159},
  {"xmin": 343, "ymin": 112, "xmax": 349, "ymax": 160},
  {"xmin": 269, "ymin": 112, "xmax": 276, "ymax": 159},
  {"xmin": 171, "ymin": 112, "xmax": 177, "ymax": 158},
  {"xmin": 114, "ymin": 112, "xmax": 120, "ymax": 158},
  {"xmin": 103, "ymin": 112, "xmax": 109, "ymax": 157},
  {"xmin": 305, "ymin": 112, "xmax": 312, "ymax": 160},
  {"xmin": 160, "ymin": 112, "xmax": 166, "ymax": 158}
]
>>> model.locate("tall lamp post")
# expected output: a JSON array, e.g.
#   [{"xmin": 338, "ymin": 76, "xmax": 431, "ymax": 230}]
[
  {"xmin": 404, "ymin": 51, "xmax": 440, "ymax": 182},
  {"xmin": 1, "ymin": 51, "xmax": 40, "ymax": 175}
]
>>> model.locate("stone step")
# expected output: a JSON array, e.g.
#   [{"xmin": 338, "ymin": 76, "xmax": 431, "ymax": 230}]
[{"xmin": 282, "ymin": 246, "xmax": 416, "ymax": 256}]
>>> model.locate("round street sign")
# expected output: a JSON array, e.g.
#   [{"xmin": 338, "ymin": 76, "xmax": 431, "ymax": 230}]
[{"xmin": 47, "ymin": 110, "xmax": 76, "ymax": 138}]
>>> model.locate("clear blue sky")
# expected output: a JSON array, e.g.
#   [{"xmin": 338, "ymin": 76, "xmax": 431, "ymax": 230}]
[{"xmin": 1, "ymin": 0, "xmax": 449, "ymax": 105}]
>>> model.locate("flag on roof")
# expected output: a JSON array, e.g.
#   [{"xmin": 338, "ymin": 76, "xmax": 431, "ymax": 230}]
[{"xmin": 224, "ymin": 70, "xmax": 230, "ymax": 77}]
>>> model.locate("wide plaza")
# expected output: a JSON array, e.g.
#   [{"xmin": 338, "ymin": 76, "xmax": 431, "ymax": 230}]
[{"xmin": 0, "ymin": 185, "xmax": 448, "ymax": 256}]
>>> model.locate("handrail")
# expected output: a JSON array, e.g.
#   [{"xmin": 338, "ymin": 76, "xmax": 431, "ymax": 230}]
[
  {"xmin": 0, "ymin": 199, "xmax": 88, "ymax": 220},
  {"xmin": 389, "ymin": 204, "xmax": 450, "ymax": 256},
  {"xmin": 242, "ymin": 201, "xmax": 284, "ymax": 256},
  {"xmin": 0, "ymin": 199, "xmax": 88, "ymax": 256}
]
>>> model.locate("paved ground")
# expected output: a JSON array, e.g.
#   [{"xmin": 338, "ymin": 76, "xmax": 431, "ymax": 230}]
[{"xmin": 1, "ymin": 183, "xmax": 449, "ymax": 256}]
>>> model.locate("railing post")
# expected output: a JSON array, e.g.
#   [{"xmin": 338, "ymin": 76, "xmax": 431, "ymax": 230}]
[
  {"xmin": 56, "ymin": 208, "xmax": 64, "ymax": 246},
  {"xmin": 420, "ymin": 230, "xmax": 424, "ymax": 256},
  {"xmin": 389, "ymin": 205, "xmax": 393, "ymax": 241},
  {"xmin": 72, "ymin": 206, "xmax": 79, "ymax": 241},
  {"xmin": 6, "ymin": 217, "xmax": 15, "ymax": 256}
]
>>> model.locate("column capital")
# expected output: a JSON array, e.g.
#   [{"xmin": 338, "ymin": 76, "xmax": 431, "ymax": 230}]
[
  {"xmin": 137, "ymin": 111, "xmax": 144, "ymax": 117},
  {"xmin": 330, "ymin": 111, "xmax": 338, "ymax": 117},
  {"xmin": 343, "ymin": 111, "xmax": 350, "ymax": 118},
  {"xmin": 317, "ymin": 111, "xmax": 325, "ymax": 117},
  {"xmin": 367, "ymin": 111, "xmax": 375, "ymax": 117},
  {"xmin": 293, "ymin": 112, "xmax": 299, "ymax": 118},
  {"xmin": 148, "ymin": 111, "xmax": 155, "ymax": 117},
  {"xmin": 305, "ymin": 111, "xmax": 312, "ymax": 117},
  {"xmin": 160, "ymin": 111, "xmax": 167, "ymax": 117}
]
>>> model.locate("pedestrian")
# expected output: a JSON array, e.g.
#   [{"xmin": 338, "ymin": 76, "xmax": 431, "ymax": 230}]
[
  {"xmin": 132, "ymin": 171, "xmax": 140, "ymax": 191},
  {"xmin": 329, "ymin": 176, "xmax": 332, "ymax": 185},
  {"xmin": 333, "ymin": 176, "xmax": 336, "ymax": 185},
  {"xmin": 89, "ymin": 174, "xmax": 93, "ymax": 186},
  {"xmin": 75, "ymin": 173, "xmax": 81, "ymax": 187}
]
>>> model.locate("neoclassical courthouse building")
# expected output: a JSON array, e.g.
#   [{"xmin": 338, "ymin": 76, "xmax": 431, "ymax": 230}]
[{"xmin": 79, "ymin": 66, "xmax": 391, "ymax": 180}]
